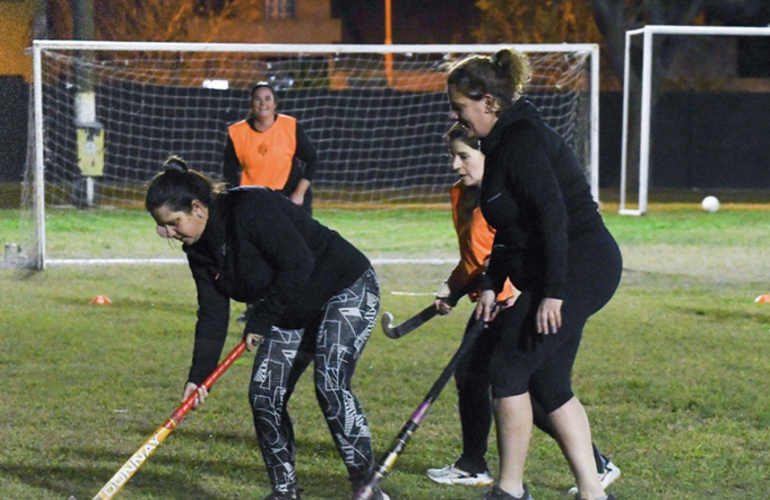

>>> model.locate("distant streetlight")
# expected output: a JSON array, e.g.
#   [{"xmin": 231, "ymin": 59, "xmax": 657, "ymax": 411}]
[{"xmin": 385, "ymin": 0, "xmax": 393, "ymax": 86}]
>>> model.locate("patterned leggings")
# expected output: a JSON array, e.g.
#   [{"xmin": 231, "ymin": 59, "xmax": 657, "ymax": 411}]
[{"xmin": 248, "ymin": 267, "xmax": 380, "ymax": 495}]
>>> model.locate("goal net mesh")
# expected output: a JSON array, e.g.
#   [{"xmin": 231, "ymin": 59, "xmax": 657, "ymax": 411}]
[{"xmin": 20, "ymin": 44, "xmax": 594, "ymax": 266}]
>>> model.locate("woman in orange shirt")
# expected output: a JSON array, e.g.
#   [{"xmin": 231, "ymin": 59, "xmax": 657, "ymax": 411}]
[
  {"xmin": 223, "ymin": 82, "xmax": 318, "ymax": 214},
  {"xmin": 426, "ymin": 124, "xmax": 619, "ymax": 495}
]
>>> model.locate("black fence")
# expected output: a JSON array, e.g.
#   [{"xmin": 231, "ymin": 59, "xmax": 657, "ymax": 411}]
[
  {"xmin": 3, "ymin": 75, "xmax": 770, "ymax": 192},
  {"xmin": 28, "ymin": 81, "xmax": 457, "ymax": 190},
  {"xmin": 0, "ymin": 76, "xmax": 28, "ymax": 183}
]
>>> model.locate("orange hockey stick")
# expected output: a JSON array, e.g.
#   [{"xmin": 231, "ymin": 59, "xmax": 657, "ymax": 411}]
[{"xmin": 69, "ymin": 340, "xmax": 247, "ymax": 500}]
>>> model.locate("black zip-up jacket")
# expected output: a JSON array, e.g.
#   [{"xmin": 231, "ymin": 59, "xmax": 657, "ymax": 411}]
[
  {"xmin": 479, "ymin": 98, "xmax": 603, "ymax": 299},
  {"xmin": 182, "ymin": 187, "xmax": 370, "ymax": 384}
]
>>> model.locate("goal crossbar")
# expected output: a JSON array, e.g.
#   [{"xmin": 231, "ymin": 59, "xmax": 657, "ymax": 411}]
[
  {"xmin": 27, "ymin": 41, "xmax": 599, "ymax": 269},
  {"xmin": 33, "ymin": 40, "xmax": 598, "ymax": 54}
]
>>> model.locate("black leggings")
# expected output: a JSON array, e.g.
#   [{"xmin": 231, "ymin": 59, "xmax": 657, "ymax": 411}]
[
  {"xmin": 248, "ymin": 267, "xmax": 379, "ymax": 495},
  {"xmin": 454, "ymin": 312, "xmax": 604, "ymax": 474},
  {"xmin": 489, "ymin": 224, "xmax": 622, "ymax": 410}
]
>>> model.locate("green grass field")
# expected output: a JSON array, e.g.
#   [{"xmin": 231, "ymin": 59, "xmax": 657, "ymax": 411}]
[{"xmin": 2, "ymin": 201, "xmax": 770, "ymax": 500}]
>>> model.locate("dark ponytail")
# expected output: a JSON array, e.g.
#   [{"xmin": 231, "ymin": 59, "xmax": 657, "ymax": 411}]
[
  {"xmin": 446, "ymin": 48, "xmax": 531, "ymax": 112},
  {"xmin": 492, "ymin": 48, "xmax": 530, "ymax": 102},
  {"xmin": 162, "ymin": 156, "xmax": 188, "ymax": 174},
  {"xmin": 145, "ymin": 156, "xmax": 217, "ymax": 214}
]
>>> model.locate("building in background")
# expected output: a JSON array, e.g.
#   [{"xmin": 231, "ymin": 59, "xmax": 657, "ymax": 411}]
[
  {"xmin": 1, "ymin": 0, "xmax": 35, "ymax": 82},
  {"xmin": 0, "ymin": 0, "xmax": 33, "ymax": 189},
  {"xmin": 262, "ymin": 0, "xmax": 340, "ymax": 44}
]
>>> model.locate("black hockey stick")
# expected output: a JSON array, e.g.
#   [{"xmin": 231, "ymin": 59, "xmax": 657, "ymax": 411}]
[
  {"xmin": 381, "ymin": 305, "xmax": 439, "ymax": 339},
  {"xmin": 353, "ymin": 317, "xmax": 487, "ymax": 500}
]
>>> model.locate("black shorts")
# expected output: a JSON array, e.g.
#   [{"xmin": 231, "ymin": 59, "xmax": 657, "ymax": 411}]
[{"xmin": 488, "ymin": 224, "xmax": 622, "ymax": 411}]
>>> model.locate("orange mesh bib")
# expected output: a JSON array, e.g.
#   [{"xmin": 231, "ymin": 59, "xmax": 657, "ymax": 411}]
[{"xmin": 228, "ymin": 114, "xmax": 297, "ymax": 189}]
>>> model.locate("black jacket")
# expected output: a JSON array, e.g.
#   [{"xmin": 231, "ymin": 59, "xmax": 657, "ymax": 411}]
[
  {"xmin": 182, "ymin": 187, "xmax": 370, "ymax": 384},
  {"xmin": 479, "ymin": 99, "xmax": 603, "ymax": 299}
]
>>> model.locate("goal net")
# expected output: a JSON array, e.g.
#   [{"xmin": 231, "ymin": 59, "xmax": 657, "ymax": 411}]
[
  {"xmin": 620, "ymin": 25, "xmax": 770, "ymax": 215},
  {"xmin": 20, "ymin": 41, "xmax": 598, "ymax": 268}
]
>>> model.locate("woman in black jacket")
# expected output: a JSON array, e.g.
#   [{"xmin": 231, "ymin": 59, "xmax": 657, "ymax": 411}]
[
  {"xmin": 446, "ymin": 49, "xmax": 622, "ymax": 500},
  {"xmin": 145, "ymin": 157, "xmax": 388, "ymax": 500}
]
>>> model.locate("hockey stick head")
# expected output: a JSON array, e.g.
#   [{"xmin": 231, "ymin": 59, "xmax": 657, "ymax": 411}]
[
  {"xmin": 381, "ymin": 306, "xmax": 438, "ymax": 339},
  {"xmin": 381, "ymin": 311, "xmax": 398, "ymax": 339}
]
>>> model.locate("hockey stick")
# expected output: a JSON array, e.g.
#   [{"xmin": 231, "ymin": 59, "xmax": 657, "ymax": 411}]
[
  {"xmin": 381, "ymin": 305, "xmax": 439, "ymax": 339},
  {"xmin": 354, "ymin": 317, "xmax": 487, "ymax": 500},
  {"xmin": 69, "ymin": 340, "xmax": 248, "ymax": 500}
]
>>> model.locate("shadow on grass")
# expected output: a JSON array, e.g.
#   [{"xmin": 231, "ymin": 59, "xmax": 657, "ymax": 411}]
[
  {"xmin": 2, "ymin": 428, "xmax": 406, "ymax": 499},
  {"xmin": 677, "ymin": 306, "xmax": 770, "ymax": 324},
  {"xmin": 0, "ymin": 417, "xmax": 474, "ymax": 499},
  {"xmin": 0, "ymin": 459, "xmax": 241, "ymax": 500},
  {"xmin": 2, "ymin": 444, "xmax": 278, "ymax": 499}
]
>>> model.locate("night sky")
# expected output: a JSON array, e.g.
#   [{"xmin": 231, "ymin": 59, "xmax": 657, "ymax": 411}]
[{"xmin": 337, "ymin": 0, "xmax": 770, "ymax": 46}]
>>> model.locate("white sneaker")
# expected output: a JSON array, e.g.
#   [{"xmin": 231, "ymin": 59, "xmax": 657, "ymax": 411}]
[
  {"xmin": 426, "ymin": 462, "xmax": 494, "ymax": 486},
  {"xmin": 567, "ymin": 458, "xmax": 621, "ymax": 495}
]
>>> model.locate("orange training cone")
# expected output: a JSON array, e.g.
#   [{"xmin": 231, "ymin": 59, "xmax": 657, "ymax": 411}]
[
  {"xmin": 90, "ymin": 295, "xmax": 113, "ymax": 305},
  {"xmin": 754, "ymin": 294, "xmax": 770, "ymax": 304}
]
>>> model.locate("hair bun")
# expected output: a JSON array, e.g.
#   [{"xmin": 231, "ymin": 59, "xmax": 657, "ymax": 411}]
[{"xmin": 163, "ymin": 156, "xmax": 188, "ymax": 174}]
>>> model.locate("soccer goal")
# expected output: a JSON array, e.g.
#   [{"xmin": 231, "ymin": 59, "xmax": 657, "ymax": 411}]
[
  {"xmin": 20, "ymin": 41, "xmax": 598, "ymax": 269},
  {"xmin": 620, "ymin": 24, "xmax": 770, "ymax": 215}
]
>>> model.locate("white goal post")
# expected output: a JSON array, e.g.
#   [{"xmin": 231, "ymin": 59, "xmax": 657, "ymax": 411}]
[
  {"xmin": 620, "ymin": 24, "xmax": 770, "ymax": 215},
  {"xmin": 22, "ymin": 41, "xmax": 599, "ymax": 269}
]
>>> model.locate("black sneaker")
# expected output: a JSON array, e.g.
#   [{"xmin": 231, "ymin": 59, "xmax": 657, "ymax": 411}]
[
  {"xmin": 261, "ymin": 489, "xmax": 301, "ymax": 500},
  {"xmin": 482, "ymin": 484, "xmax": 533, "ymax": 500},
  {"xmin": 574, "ymin": 494, "xmax": 616, "ymax": 500}
]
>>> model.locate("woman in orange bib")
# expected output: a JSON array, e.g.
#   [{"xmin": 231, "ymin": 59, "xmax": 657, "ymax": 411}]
[{"xmin": 223, "ymin": 81, "xmax": 318, "ymax": 214}]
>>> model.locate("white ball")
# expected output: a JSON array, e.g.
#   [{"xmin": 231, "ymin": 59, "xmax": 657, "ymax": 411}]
[{"xmin": 701, "ymin": 195, "xmax": 720, "ymax": 213}]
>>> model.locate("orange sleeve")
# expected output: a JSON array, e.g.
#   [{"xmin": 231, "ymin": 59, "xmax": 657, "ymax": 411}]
[{"xmin": 446, "ymin": 183, "xmax": 516, "ymax": 303}]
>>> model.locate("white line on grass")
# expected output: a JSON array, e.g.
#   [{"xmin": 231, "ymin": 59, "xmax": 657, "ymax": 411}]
[{"xmin": 46, "ymin": 257, "xmax": 456, "ymax": 266}]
